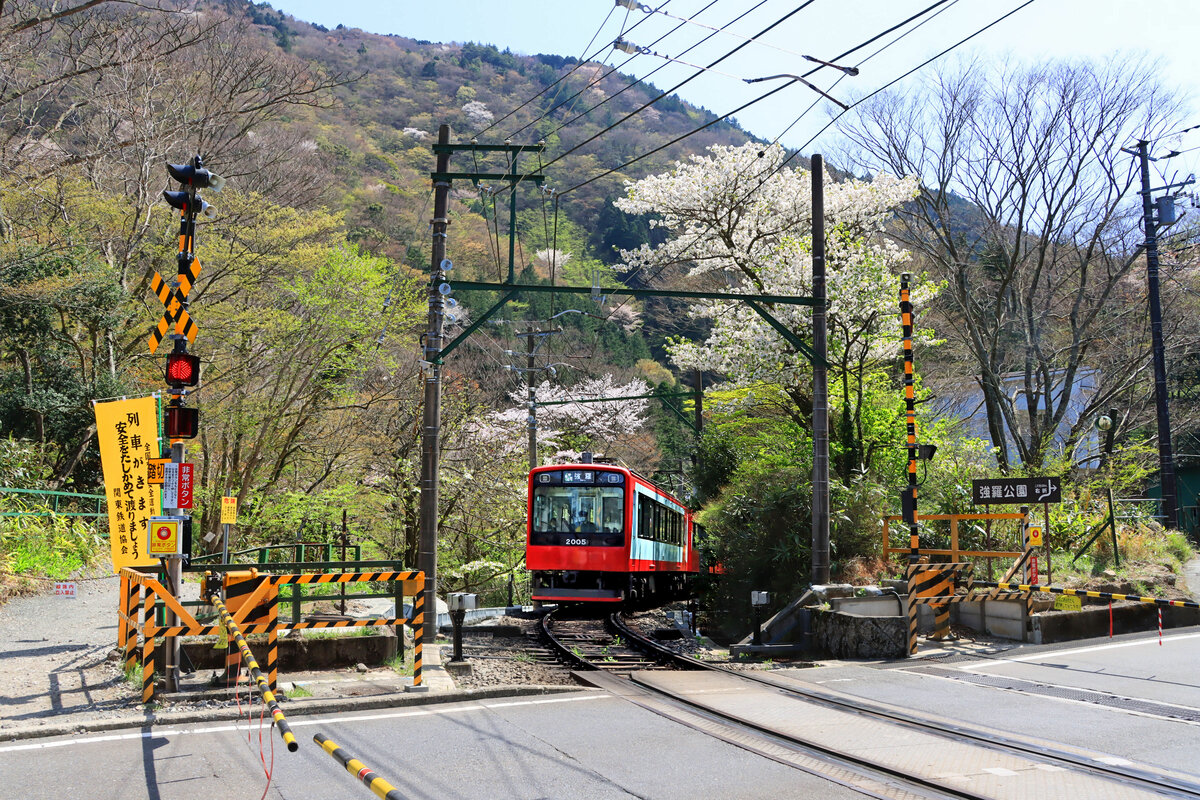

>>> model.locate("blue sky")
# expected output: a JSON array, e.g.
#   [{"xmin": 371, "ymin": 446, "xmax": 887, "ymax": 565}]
[{"xmin": 268, "ymin": 0, "xmax": 1200, "ymax": 191}]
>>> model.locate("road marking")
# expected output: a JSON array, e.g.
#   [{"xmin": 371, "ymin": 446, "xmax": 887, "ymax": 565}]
[
  {"xmin": 956, "ymin": 631, "xmax": 1200, "ymax": 672},
  {"xmin": 1096, "ymin": 756, "xmax": 1133, "ymax": 766},
  {"xmin": 982, "ymin": 767, "xmax": 1018, "ymax": 776},
  {"xmin": 0, "ymin": 693, "xmax": 611, "ymax": 753}
]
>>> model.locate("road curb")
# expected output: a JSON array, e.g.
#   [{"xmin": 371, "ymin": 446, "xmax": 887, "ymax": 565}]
[{"xmin": 0, "ymin": 683, "xmax": 591, "ymax": 743}]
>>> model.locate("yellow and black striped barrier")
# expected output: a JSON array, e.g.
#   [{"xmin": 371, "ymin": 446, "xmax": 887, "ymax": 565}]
[
  {"xmin": 210, "ymin": 594, "xmax": 299, "ymax": 752},
  {"xmin": 314, "ymin": 733, "xmax": 406, "ymax": 800},
  {"xmin": 972, "ymin": 581, "xmax": 1200, "ymax": 609},
  {"xmin": 118, "ymin": 567, "xmax": 425, "ymax": 701}
]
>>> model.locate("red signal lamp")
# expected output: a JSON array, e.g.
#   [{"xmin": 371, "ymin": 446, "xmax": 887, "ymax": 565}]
[
  {"xmin": 164, "ymin": 404, "xmax": 199, "ymax": 439},
  {"xmin": 165, "ymin": 352, "xmax": 200, "ymax": 387}
]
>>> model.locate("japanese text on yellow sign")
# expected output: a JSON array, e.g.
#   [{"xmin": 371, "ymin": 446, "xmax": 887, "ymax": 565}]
[
  {"xmin": 220, "ymin": 496, "xmax": 238, "ymax": 525},
  {"xmin": 94, "ymin": 396, "xmax": 160, "ymax": 572},
  {"xmin": 148, "ymin": 518, "xmax": 180, "ymax": 555}
]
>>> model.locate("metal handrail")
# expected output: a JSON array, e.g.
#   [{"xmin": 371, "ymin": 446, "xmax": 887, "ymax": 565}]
[{"xmin": 0, "ymin": 487, "xmax": 106, "ymax": 518}]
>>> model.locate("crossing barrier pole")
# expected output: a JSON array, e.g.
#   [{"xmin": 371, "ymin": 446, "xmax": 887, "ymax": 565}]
[
  {"xmin": 313, "ymin": 733, "xmax": 406, "ymax": 800},
  {"xmin": 974, "ymin": 581, "xmax": 1200, "ymax": 609},
  {"xmin": 117, "ymin": 572, "xmax": 128, "ymax": 653},
  {"xmin": 413, "ymin": 586, "xmax": 424, "ymax": 687},
  {"xmin": 210, "ymin": 593, "xmax": 299, "ymax": 752},
  {"xmin": 267, "ymin": 592, "xmax": 279, "ymax": 692}
]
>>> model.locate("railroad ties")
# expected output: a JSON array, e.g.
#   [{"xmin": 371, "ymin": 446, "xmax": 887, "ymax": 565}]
[{"xmin": 541, "ymin": 610, "xmax": 673, "ymax": 674}]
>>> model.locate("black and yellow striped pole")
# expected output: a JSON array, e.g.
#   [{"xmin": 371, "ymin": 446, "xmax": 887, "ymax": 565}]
[
  {"xmin": 973, "ymin": 581, "xmax": 1200, "ymax": 610},
  {"xmin": 314, "ymin": 733, "xmax": 406, "ymax": 800},
  {"xmin": 900, "ymin": 272, "xmax": 922, "ymax": 655},
  {"xmin": 412, "ymin": 588, "xmax": 424, "ymax": 687},
  {"xmin": 142, "ymin": 589, "xmax": 157, "ymax": 702},
  {"xmin": 210, "ymin": 594, "xmax": 298, "ymax": 752}
]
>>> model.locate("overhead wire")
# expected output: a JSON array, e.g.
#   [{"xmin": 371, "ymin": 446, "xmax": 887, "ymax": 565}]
[
  {"xmin": 596, "ymin": 0, "xmax": 1035, "ymax": 321},
  {"xmin": 481, "ymin": 1, "xmax": 665, "ymax": 139},
  {"xmin": 474, "ymin": 2, "xmax": 620, "ymax": 138},
  {"xmin": 537, "ymin": 0, "xmax": 820, "ymax": 174},
  {"xmin": 507, "ymin": 0, "xmax": 722, "ymax": 141}
]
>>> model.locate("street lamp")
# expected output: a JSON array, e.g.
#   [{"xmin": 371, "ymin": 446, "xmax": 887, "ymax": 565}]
[{"xmin": 1096, "ymin": 408, "xmax": 1118, "ymax": 469}]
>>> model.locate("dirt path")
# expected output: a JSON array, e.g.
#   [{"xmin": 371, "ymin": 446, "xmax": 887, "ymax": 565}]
[{"xmin": 0, "ymin": 567, "xmax": 143, "ymax": 731}]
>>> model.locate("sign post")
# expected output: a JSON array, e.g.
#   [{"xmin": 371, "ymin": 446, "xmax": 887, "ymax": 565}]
[{"xmin": 220, "ymin": 495, "xmax": 238, "ymax": 573}]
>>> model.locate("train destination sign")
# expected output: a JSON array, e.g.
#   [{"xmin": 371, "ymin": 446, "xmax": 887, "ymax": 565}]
[{"xmin": 972, "ymin": 477, "xmax": 1061, "ymax": 505}]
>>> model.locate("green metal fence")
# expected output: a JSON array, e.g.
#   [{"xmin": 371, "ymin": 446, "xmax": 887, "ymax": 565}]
[{"xmin": 0, "ymin": 487, "xmax": 106, "ymax": 518}]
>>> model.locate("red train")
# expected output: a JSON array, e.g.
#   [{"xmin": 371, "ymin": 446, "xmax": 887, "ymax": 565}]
[{"xmin": 526, "ymin": 461, "xmax": 699, "ymax": 604}]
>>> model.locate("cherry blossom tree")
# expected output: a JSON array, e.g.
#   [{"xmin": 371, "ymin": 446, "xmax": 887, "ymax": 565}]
[
  {"xmin": 615, "ymin": 142, "xmax": 932, "ymax": 479},
  {"xmin": 481, "ymin": 374, "xmax": 651, "ymax": 458}
]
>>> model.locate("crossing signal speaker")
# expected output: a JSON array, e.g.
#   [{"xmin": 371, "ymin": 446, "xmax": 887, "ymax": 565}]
[
  {"xmin": 166, "ymin": 162, "xmax": 225, "ymax": 192},
  {"xmin": 165, "ymin": 404, "xmax": 199, "ymax": 439}
]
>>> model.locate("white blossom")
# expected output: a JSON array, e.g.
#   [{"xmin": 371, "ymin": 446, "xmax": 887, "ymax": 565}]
[{"xmin": 615, "ymin": 142, "xmax": 935, "ymax": 389}]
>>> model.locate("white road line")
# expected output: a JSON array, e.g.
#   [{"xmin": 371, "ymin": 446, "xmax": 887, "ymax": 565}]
[
  {"xmin": 0, "ymin": 693, "xmax": 612, "ymax": 753},
  {"xmin": 956, "ymin": 631, "xmax": 1200, "ymax": 672}
]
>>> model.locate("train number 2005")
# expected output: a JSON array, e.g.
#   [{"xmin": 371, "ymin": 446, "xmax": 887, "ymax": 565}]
[{"xmin": 564, "ymin": 538, "xmax": 589, "ymax": 545}]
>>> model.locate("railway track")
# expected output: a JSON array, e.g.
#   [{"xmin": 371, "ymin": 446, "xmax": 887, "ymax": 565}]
[
  {"xmin": 539, "ymin": 609, "xmax": 676, "ymax": 673},
  {"xmin": 546, "ymin": 608, "xmax": 1200, "ymax": 800}
]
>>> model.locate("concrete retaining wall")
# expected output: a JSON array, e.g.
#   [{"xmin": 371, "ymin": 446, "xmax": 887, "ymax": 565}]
[{"xmin": 172, "ymin": 629, "xmax": 398, "ymax": 671}]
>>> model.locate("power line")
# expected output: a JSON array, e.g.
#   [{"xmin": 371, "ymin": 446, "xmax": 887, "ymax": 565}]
[
  {"xmin": 538, "ymin": 0, "xmax": 820, "ymax": 173},
  {"xmin": 473, "ymin": 3, "xmax": 621, "ymax": 138},
  {"xmin": 769, "ymin": 0, "xmax": 958, "ymax": 145},
  {"xmin": 600, "ymin": 0, "xmax": 1038, "ymax": 323},
  {"xmin": 560, "ymin": 0, "xmax": 956, "ymax": 195},
  {"xmin": 480, "ymin": 1, "xmax": 667, "ymax": 139},
  {"xmin": 507, "ymin": 0, "xmax": 721, "ymax": 141}
]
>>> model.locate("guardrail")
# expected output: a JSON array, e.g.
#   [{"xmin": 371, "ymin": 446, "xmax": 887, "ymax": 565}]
[
  {"xmin": 0, "ymin": 487, "xmax": 106, "ymax": 518},
  {"xmin": 185, "ymin": 559, "xmax": 407, "ymax": 628},
  {"xmin": 882, "ymin": 511, "xmax": 1028, "ymax": 562}
]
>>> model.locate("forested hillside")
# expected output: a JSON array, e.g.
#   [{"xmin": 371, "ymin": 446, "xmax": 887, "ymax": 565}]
[{"xmin": 2, "ymin": 0, "xmax": 1195, "ymax": 615}]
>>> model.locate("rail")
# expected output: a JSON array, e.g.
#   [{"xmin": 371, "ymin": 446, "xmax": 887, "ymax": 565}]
[
  {"xmin": 0, "ymin": 487, "xmax": 106, "ymax": 518},
  {"xmin": 881, "ymin": 511, "xmax": 1027, "ymax": 561}
]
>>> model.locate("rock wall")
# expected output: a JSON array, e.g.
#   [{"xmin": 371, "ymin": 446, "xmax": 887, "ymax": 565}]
[{"xmin": 810, "ymin": 609, "xmax": 907, "ymax": 659}]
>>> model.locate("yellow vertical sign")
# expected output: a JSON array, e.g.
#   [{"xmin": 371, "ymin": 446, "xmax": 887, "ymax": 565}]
[
  {"xmin": 94, "ymin": 396, "xmax": 160, "ymax": 572},
  {"xmin": 220, "ymin": 496, "xmax": 238, "ymax": 525}
]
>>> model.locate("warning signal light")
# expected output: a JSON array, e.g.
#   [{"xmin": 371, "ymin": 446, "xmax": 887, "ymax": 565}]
[
  {"xmin": 165, "ymin": 352, "xmax": 200, "ymax": 388},
  {"xmin": 164, "ymin": 401, "xmax": 199, "ymax": 439}
]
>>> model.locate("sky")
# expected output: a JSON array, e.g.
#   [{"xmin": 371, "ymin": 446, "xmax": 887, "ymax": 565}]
[{"xmin": 267, "ymin": 0, "xmax": 1200, "ymax": 194}]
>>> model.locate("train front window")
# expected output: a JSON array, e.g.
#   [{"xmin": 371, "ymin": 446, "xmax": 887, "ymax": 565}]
[{"xmin": 532, "ymin": 486, "xmax": 624, "ymax": 535}]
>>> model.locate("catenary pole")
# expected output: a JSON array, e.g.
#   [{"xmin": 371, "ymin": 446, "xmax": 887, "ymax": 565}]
[
  {"xmin": 419, "ymin": 124, "xmax": 452, "ymax": 646},
  {"xmin": 527, "ymin": 322, "xmax": 537, "ymax": 471},
  {"xmin": 1137, "ymin": 140, "xmax": 1179, "ymax": 529},
  {"xmin": 810, "ymin": 154, "xmax": 830, "ymax": 585}
]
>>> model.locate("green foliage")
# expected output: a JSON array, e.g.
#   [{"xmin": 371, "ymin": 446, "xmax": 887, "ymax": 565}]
[{"xmin": 0, "ymin": 509, "xmax": 105, "ymax": 579}]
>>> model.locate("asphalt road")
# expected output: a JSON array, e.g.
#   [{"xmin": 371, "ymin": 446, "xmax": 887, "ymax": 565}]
[
  {"xmin": 0, "ymin": 691, "xmax": 867, "ymax": 800},
  {"xmin": 4, "ymin": 627, "xmax": 1198, "ymax": 799}
]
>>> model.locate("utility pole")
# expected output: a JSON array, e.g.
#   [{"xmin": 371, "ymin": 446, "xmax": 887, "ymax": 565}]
[
  {"xmin": 810, "ymin": 154, "xmax": 830, "ymax": 585},
  {"xmin": 1136, "ymin": 139, "xmax": 1179, "ymax": 529},
  {"xmin": 526, "ymin": 323, "xmax": 538, "ymax": 471},
  {"xmin": 419, "ymin": 124, "xmax": 451, "ymax": 646},
  {"xmin": 514, "ymin": 324, "xmax": 562, "ymax": 471}
]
